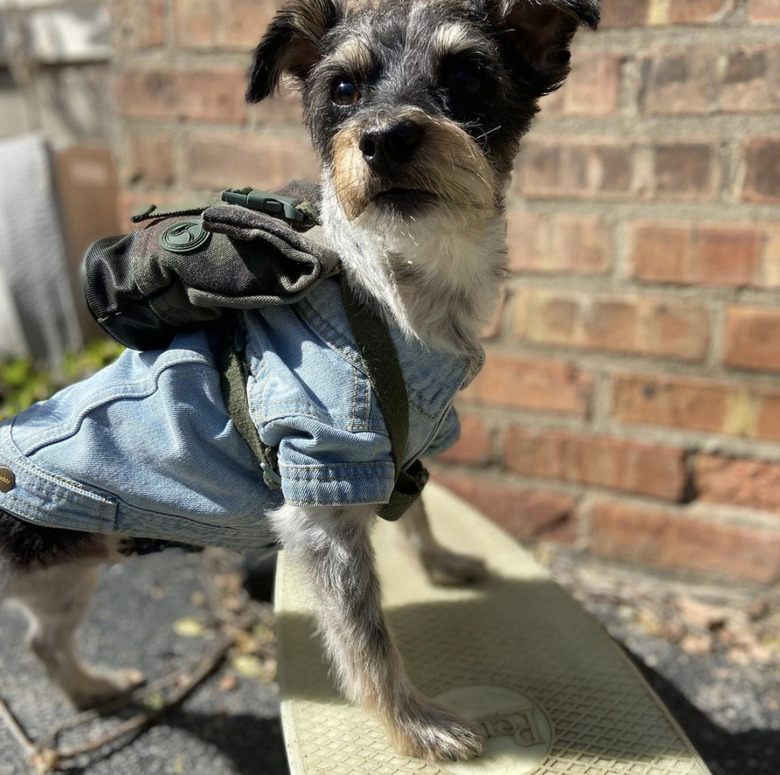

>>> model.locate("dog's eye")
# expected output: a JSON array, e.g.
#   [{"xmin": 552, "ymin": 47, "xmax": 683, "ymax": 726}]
[
  {"xmin": 332, "ymin": 79, "xmax": 362, "ymax": 106},
  {"xmin": 449, "ymin": 67, "xmax": 482, "ymax": 96}
]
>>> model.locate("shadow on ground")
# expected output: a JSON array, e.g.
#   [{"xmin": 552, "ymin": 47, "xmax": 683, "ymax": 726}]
[{"xmin": 628, "ymin": 651, "xmax": 780, "ymax": 775}]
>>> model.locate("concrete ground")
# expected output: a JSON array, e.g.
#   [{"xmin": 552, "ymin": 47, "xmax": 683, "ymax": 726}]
[
  {"xmin": 0, "ymin": 551, "xmax": 288, "ymax": 775},
  {"xmin": 0, "ymin": 545, "xmax": 778, "ymax": 775}
]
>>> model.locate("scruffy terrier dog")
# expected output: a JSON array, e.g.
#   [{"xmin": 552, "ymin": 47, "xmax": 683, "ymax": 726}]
[{"xmin": 0, "ymin": 0, "xmax": 598, "ymax": 762}]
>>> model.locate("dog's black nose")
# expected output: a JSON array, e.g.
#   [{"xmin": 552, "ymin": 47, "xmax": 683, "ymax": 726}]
[{"xmin": 359, "ymin": 121, "xmax": 425, "ymax": 174}]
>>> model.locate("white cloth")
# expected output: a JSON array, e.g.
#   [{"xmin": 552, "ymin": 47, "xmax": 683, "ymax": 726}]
[{"xmin": 0, "ymin": 133, "xmax": 82, "ymax": 363}]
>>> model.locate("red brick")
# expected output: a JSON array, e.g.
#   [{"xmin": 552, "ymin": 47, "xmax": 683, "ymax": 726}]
[
  {"xmin": 437, "ymin": 415, "xmax": 493, "ymax": 466},
  {"xmin": 668, "ymin": 0, "xmax": 736, "ymax": 23},
  {"xmin": 504, "ymin": 429, "xmax": 688, "ymax": 501},
  {"xmin": 697, "ymin": 227, "xmax": 763, "ymax": 285},
  {"xmin": 462, "ymin": 354, "xmax": 593, "ymax": 417},
  {"xmin": 515, "ymin": 291, "xmax": 709, "ymax": 362},
  {"xmin": 756, "ymin": 395, "xmax": 780, "ymax": 442},
  {"xmin": 433, "ymin": 473, "xmax": 578, "ymax": 545},
  {"xmin": 113, "ymin": 0, "xmax": 166, "ymax": 50},
  {"xmin": 173, "ymin": 0, "xmax": 218, "ymax": 48},
  {"xmin": 516, "ymin": 142, "xmax": 633, "ymax": 199},
  {"xmin": 719, "ymin": 48, "xmax": 780, "ymax": 112},
  {"xmin": 612, "ymin": 374, "xmax": 729, "ymax": 434},
  {"xmin": 173, "ymin": 0, "xmax": 275, "ymax": 50},
  {"xmin": 743, "ymin": 139, "xmax": 780, "ymax": 204},
  {"xmin": 696, "ymin": 454, "xmax": 780, "ymax": 513},
  {"xmin": 552, "ymin": 217, "xmax": 612, "ymax": 274},
  {"xmin": 655, "ymin": 304, "xmax": 712, "ymax": 361},
  {"xmin": 585, "ymin": 298, "xmax": 633, "ymax": 349},
  {"xmin": 640, "ymin": 52, "xmax": 717, "ymax": 115},
  {"xmin": 541, "ymin": 54, "xmax": 622, "ymax": 117},
  {"xmin": 612, "ymin": 373, "xmax": 780, "ymax": 441},
  {"xmin": 507, "ymin": 213, "xmax": 610, "ymax": 275},
  {"xmin": 589, "ymin": 498, "xmax": 780, "ymax": 583},
  {"xmin": 631, "ymin": 223, "xmax": 764, "ymax": 287},
  {"xmin": 224, "ymin": 0, "xmax": 277, "ymax": 49},
  {"xmin": 118, "ymin": 68, "xmax": 248, "ymax": 124},
  {"xmin": 653, "ymin": 144, "xmax": 717, "ymax": 199},
  {"xmin": 750, "ymin": 0, "xmax": 780, "ymax": 22},
  {"xmin": 506, "ymin": 213, "xmax": 546, "ymax": 272},
  {"xmin": 725, "ymin": 307, "xmax": 780, "ymax": 372},
  {"xmin": 515, "ymin": 292, "xmax": 576, "ymax": 342},
  {"xmin": 600, "ymin": 0, "xmax": 650, "ymax": 27},
  {"xmin": 185, "ymin": 132, "xmax": 319, "ymax": 191},
  {"xmin": 631, "ymin": 223, "xmax": 695, "ymax": 284},
  {"xmin": 593, "ymin": 298, "xmax": 703, "ymax": 359},
  {"xmin": 123, "ymin": 133, "xmax": 175, "ymax": 188},
  {"xmin": 517, "ymin": 145, "xmax": 561, "ymax": 194}
]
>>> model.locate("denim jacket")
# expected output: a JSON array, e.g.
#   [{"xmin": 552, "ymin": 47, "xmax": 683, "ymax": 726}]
[{"xmin": 0, "ymin": 277, "xmax": 472, "ymax": 551}]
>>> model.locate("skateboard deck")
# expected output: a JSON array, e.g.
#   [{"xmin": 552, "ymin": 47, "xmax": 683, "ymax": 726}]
[{"xmin": 275, "ymin": 483, "xmax": 712, "ymax": 775}]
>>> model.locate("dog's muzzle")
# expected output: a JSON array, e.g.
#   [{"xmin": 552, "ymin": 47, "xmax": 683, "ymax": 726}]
[{"xmin": 331, "ymin": 109, "xmax": 498, "ymax": 221}]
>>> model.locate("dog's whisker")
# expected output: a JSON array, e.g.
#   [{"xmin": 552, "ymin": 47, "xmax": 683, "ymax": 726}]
[{"xmin": 475, "ymin": 125, "xmax": 503, "ymax": 142}]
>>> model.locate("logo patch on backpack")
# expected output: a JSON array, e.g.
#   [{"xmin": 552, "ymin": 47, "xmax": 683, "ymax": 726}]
[{"xmin": 159, "ymin": 220, "xmax": 212, "ymax": 254}]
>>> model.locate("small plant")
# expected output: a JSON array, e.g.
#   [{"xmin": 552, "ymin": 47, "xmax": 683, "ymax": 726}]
[{"xmin": 0, "ymin": 339, "xmax": 125, "ymax": 420}]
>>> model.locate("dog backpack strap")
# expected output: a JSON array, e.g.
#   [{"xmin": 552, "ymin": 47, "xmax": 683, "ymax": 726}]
[
  {"xmin": 216, "ymin": 321, "xmax": 283, "ymax": 491},
  {"xmin": 339, "ymin": 278, "xmax": 429, "ymax": 522}
]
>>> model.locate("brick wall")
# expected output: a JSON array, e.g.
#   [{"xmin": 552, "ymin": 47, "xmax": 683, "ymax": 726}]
[
  {"xmin": 113, "ymin": 1, "xmax": 780, "ymax": 585},
  {"xmin": 113, "ymin": 0, "xmax": 318, "ymax": 219}
]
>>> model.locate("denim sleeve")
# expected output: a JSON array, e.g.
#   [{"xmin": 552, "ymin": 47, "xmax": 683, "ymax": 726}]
[
  {"xmin": 259, "ymin": 414, "xmax": 396, "ymax": 507},
  {"xmin": 422, "ymin": 406, "xmax": 461, "ymax": 458}
]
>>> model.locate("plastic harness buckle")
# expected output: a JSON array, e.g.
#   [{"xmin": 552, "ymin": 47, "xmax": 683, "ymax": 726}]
[{"xmin": 221, "ymin": 188, "xmax": 308, "ymax": 223}]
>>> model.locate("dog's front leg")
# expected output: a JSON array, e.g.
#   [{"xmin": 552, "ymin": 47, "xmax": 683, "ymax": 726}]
[{"xmin": 270, "ymin": 503, "xmax": 483, "ymax": 761}]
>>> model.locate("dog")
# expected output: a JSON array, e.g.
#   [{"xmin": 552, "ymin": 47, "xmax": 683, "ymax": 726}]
[{"xmin": 0, "ymin": 0, "xmax": 598, "ymax": 762}]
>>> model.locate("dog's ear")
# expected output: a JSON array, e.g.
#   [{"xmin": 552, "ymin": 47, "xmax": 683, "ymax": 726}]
[
  {"xmin": 490, "ymin": 0, "xmax": 599, "ymax": 94},
  {"xmin": 246, "ymin": 0, "xmax": 344, "ymax": 103}
]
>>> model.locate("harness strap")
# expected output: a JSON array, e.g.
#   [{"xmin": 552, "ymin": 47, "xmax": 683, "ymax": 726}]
[{"xmin": 339, "ymin": 278, "xmax": 429, "ymax": 522}]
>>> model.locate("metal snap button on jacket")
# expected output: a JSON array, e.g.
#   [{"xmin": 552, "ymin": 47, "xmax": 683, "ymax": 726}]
[{"xmin": 0, "ymin": 467, "xmax": 16, "ymax": 493}]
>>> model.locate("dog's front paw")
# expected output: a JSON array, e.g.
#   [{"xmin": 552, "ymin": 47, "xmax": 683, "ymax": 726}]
[
  {"xmin": 421, "ymin": 548, "xmax": 487, "ymax": 587},
  {"xmin": 68, "ymin": 668, "xmax": 145, "ymax": 710},
  {"xmin": 389, "ymin": 692, "xmax": 483, "ymax": 761}
]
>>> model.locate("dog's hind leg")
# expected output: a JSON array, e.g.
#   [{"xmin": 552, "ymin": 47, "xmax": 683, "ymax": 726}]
[
  {"xmin": 271, "ymin": 502, "xmax": 483, "ymax": 761},
  {"xmin": 5, "ymin": 560, "xmax": 144, "ymax": 709},
  {"xmin": 397, "ymin": 497, "xmax": 487, "ymax": 587}
]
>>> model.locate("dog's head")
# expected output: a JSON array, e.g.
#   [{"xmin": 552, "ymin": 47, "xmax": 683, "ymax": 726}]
[{"xmin": 247, "ymin": 0, "xmax": 598, "ymax": 223}]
